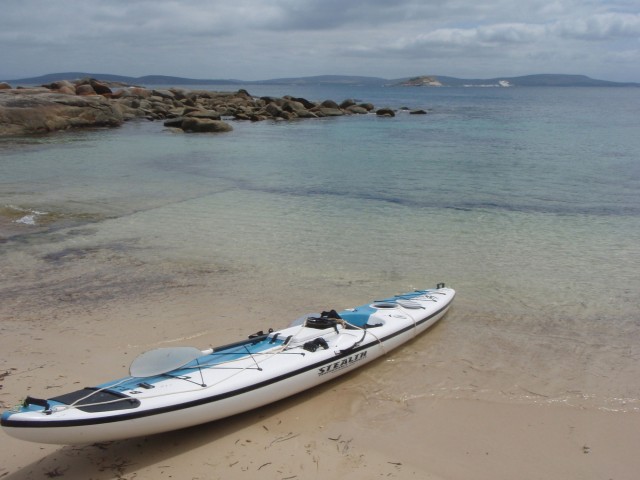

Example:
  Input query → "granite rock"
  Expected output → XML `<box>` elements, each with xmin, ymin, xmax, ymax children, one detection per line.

<box><xmin>0</xmin><ymin>89</ymin><xmax>123</xmax><ymax>135</ymax></box>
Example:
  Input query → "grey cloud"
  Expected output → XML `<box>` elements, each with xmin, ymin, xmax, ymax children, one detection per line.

<box><xmin>553</xmin><ymin>13</ymin><xmax>640</xmax><ymax>40</ymax></box>
<box><xmin>264</xmin><ymin>0</ymin><xmax>446</xmax><ymax>30</ymax></box>
<box><xmin>0</xmin><ymin>0</ymin><xmax>638</xmax><ymax>82</ymax></box>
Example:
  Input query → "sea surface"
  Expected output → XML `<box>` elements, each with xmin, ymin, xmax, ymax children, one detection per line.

<box><xmin>1</xmin><ymin>85</ymin><xmax>639</xmax><ymax>412</ymax></box>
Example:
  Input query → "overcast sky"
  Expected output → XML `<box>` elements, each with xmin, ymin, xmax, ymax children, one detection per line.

<box><xmin>1</xmin><ymin>0</ymin><xmax>638</xmax><ymax>82</ymax></box>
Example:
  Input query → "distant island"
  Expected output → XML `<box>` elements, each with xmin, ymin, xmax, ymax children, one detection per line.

<box><xmin>396</xmin><ymin>74</ymin><xmax>640</xmax><ymax>87</ymax></box>
<box><xmin>2</xmin><ymin>72</ymin><xmax>638</xmax><ymax>88</ymax></box>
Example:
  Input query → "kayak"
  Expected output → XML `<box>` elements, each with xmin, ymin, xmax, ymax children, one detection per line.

<box><xmin>2</xmin><ymin>285</ymin><xmax>455</xmax><ymax>445</ymax></box>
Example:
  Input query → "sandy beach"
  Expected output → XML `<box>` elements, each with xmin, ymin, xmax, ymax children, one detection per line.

<box><xmin>2</xmin><ymin>280</ymin><xmax>639</xmax><ymax>480</ymax></box>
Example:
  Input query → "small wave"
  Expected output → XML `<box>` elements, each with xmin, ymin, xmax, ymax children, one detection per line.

<box><xmin>15</xmin><ymin>213</ymin><xmax>42</xmax><ymax>225</ymax></box>
<box><xmin>2</xmin><ymin>205</ymin><xmax>48</xmax><ymax>226</ymax></box>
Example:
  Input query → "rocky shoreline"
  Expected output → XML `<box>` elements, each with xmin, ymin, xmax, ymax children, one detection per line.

<box><xmin>0</xmin><ymin>77</ymin><xmax>425</xmax><ymax>136</ymax></box>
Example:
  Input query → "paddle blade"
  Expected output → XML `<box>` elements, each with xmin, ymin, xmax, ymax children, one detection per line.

<box><xmin>130</xmin><ymin>347</ymin><xmax>205</xmax><ymax>377</ymax></box>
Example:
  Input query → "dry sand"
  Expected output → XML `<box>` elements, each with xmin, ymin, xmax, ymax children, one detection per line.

<box><xmin>1</xmin><ymin>286</ymin><xmax>639</xmax><ymax>480</ymax></box>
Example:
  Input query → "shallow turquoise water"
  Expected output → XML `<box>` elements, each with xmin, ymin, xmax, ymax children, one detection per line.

<box><xmin>1</xmin><ymin>86</ymin><xmax>639</xmax><ymax>409</ymax></box>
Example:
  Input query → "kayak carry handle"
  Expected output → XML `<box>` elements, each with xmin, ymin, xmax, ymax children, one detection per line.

<box><xmin>24</xmin><ymin>396</ymin><xmax>51</xmax><ymax>412</ymax></box>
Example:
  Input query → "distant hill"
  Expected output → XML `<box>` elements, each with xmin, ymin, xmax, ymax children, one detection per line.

<box><xmin>3</xmin><ymin>72</ymin><xmax>638</xmax><ymax>88</ymax></box>
<box><xmin>3</xmin><ymin>72</ymin><xmax>389</xmax><ymax>87</ymax></box>
<box><xmin>2</xmin><ymin>72</ymin><xmax>244</xmax><ymax>86</ymax></box>
<box><xmin>394</xmin><ymin>74</ymin><xmax>639</xmax><ymax>87</ymax></box>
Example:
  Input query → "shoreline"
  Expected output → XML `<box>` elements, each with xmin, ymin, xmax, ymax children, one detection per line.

<box><xmin>2</xmin><ymin>284</ymin><xmax>639</xmax><ymax>479</ymax></box>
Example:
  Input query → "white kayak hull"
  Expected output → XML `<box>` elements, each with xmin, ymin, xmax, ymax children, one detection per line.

<box><xmin>2</xmin><ymin>286</ymin><xmax>454</xmax><ymax>444</ymax></box>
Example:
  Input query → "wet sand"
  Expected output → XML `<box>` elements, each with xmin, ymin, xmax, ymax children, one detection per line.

<box><xmin>1</xmin><ymin>282</ymin><xmax>639</xmax><ymax>480</ymax></box>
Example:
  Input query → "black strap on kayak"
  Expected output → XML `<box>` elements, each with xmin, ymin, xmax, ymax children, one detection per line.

<box><xmin>248</xmin><ymin>328</ymin><xmax>274</xmax><ymax>339</ymax></box>
<box><xmin>24</xmin><ymin>396</ymin><xmax>50</xmax><ymax>412</ymax></box>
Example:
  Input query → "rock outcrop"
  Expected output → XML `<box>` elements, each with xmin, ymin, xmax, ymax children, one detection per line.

<box><xmin>0</xmin><ymin>88</ymin><xmax>123</xmax><ymax>136</ymax></box>
<box><xmin>0</xmin><ymin>77</ymin><xmax>391</xmax><ymax>136</ymax></box>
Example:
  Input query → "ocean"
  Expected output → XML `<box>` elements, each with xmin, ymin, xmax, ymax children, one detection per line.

<box><xmin>1</xmin><ymin>85</ymin><xmax>639</xmax><ymax>412</ymax></box>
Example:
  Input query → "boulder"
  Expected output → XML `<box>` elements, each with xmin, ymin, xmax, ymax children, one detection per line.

<box><xmin>75</xmin><ymin>84</ymin><xmax>97</xmax><ymax>96</ymax></box>
<box><xmin>376</xmin><ymin>108</ymin><xmax>395</xmax><ymax>117</ymax></box>
<box><xmin>339</xmin><ymin>99</ymin><xmax>356</xmax><ymax>109</ymax></box>
<box><xmin>127</xmin><ymin>87</ymin><xmax>152</xmax><ymax>98</ymax></box>
<box><xmin>90</xmin><ymin>79</ymin><xmax>112</xmax><ymax>96</ymax></box>
<box><xmin>167</xmin><ymin>107</ymin><xmax>186</xmax><ymax>118</ymax></box>
<box><xmin>315</xmin><ymin>107</ymin><xmax>344</xmax><ymax>117</ymax></box>
<box><xmin>185</xmin><ymin>109</ymin><xmax>220</xmax><ymax>120</ymax></box>
<box><xmin>278</xmin><ymin>111</ymin><xmax>295</xmax><ymax>120</ymax></box>
<box><xmin>320</xmin><ymin>99</ymin><xmax>340</xmax><ymax>109</ymax></box>
<box><xmin>151</xmin><ymin>89</ymin><xmax>175</xmax><ymax>100</ymax></box>
<box><xmin>117</xmin><ymin>96</ymin><xmax>141</xmax><ymax>109</ymax></box>
<box><xmin>410</xmin><ymin>109</ymin><xmax>428</xmax><ymax>115</ymax></box>
<box><xmin>290</xmin><ymin>97</ymin><xmax>316</xmax><ymax>109</ymax></box>
<box><xmin>282</xmin><ymin>100</ymin><xmax>305</xmax><ymax>113</ymax></box>
<box><xmin>0</xmin><ymin>82</ymin><xmax>11</xmax><ymax>90</ymax></box>
<box><xmin>179</xmin><ymin>117</ymin><xmax>233</xmax><ymax>133</ymax></box>
<box><xmin>56</xmin><ymin>85</ymin><xmax>76</xmax><ymax>95</ymax></box>
<box><xmin>294</xmin><ymin>110</ymin><xmax>318</xmax><ymax>119</ymax></box>
<box><xmin>260</xmin><ymin>96</ymin><xmax>280</xmax><ymax>105</ymax></box>
<box><xmin>0</xmin><ymin>90</ymin><xmax>123</xmax><ymax>136</ymax></box>
<box><xmin>265</xmin><ymin>102</ymin><xmax>283</xmax><ymax>118</ymax></box>
<box><xmin>163</xmin><ymin>117</ymin><xmax>185</xmax><ymax>128</ymax></box>
<box><xmin>110</xmin><ymin>89</ymin><xmax>126</xmax><ymax>99</ymax></box>
<box><xmin>250</xmin><ymin>113</ymin><xmax>269</xmax><ymax>122</ymax></box>
<box><xmin>215</xmin><ymin>105</ymin><xmax>237</xmax><ymax>117</ymax></box>
<box><xmin>45</xmin><ymin>80</ymin><xmax>75</xmax><ymax>91</ymax></box>
<box><xmin>169</xmin><ymin>88</ymin><xmax>189</xmax><ymax>100</ymax></box>
<box><xmin>347</xmin><ymin>105</ymin><xmax>369</xmax><ymax>114</ymax></box>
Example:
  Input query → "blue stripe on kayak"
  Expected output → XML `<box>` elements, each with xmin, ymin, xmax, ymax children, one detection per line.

<box><xmin>98</xmin><ymin>337</ymin><xmax>285</xmax><ymax>392</ymax></box>
<box><xmin>338</xmin><ymin>304</ymin><xmax>377</xmax><ymax>327</ymax></box>
<box><xmin>337</xmin><ymin>290</ymin><xmax>437</xmax><ymax>327</ymax></box>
